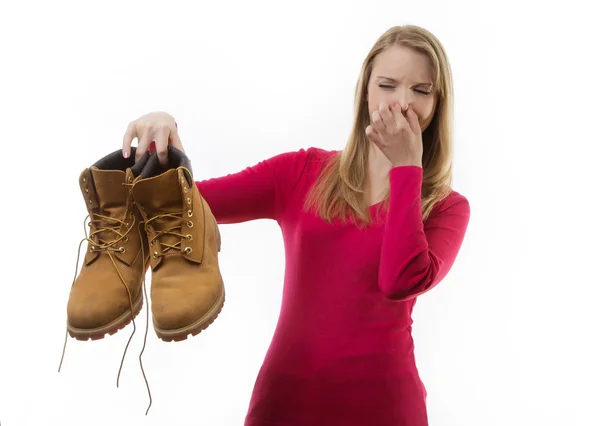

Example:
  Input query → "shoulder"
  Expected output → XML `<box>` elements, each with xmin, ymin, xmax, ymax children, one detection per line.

<box><xmin>262</xmin><ymin>147</ymin><xmax>339</xmax><ymax>200</ymax></box>
<box><xmin>306</xmin><ymin>146</ymin><xmax>339</xmax><ymax>161</ymax></box>
<box><xmin>429</xmin><ymin>187</ymin><xmax>470</xmax><ymax>222</ymax></box>
<box><xmin>440</xmin><ymin>187</ymin><xmax>468</xmax><ymax>204</ymax></box>
<box><xmin>303</xmin><ymin>147</ymin><xmax>340</xmax><ymax>177</ymax></box>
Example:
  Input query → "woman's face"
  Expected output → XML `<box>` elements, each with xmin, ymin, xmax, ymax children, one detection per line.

<box><xmin>366</xmin><ymin>45</ymin><xmax>437</xmax><ymax>132</ymax></box>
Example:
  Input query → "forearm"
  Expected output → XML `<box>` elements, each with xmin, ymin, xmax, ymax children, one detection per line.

<box><xmin>378</xmin><ymin>166</ymin><xmax>469</xmax><ymax>300</ymax></box>
<box><xmin>195</xmin><ymin>149</ymin><xmax>312</xmax><ymax>225</ymax></box>
<box><xmin>196</xmin><ymin>163</ymin><xmax>277</xmax><ymax>224</ymax></box>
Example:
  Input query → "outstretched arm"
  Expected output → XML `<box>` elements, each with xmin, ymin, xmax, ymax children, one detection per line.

<box><xmin>195</xmin><ymin>149</ymin><xmax>311</xmax><ymax>224</ymax></box>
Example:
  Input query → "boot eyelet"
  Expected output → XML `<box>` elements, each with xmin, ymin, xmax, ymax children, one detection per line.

<box><xmin>152</xmin><ymin>252</ymin><xmax>158</xmax><ymax>259</ymax></box>
<box><xmin>187</xmin><ymin>221</ymin><xmax>193</xmax><ymax>228</ymax></box>
<box><xmin>119</xmin><ymin>247</ymin><xmax>125</xmax><ymax>253</ymax></box>
<box><xmin>187</xmin><ymin>210</ymin><xmax>193</xmax><ymax>217</ymax></box>
<box><xmin>185</xmin><ymin>234</ymin><xmax>192</xmax><ymax>241</ymax></box>
<box><xmin>88</xmin><ymin>199</ymin><xmax>92</xmax><ymax>204</ymax></box>
<box><xmin>151</xmin><ymin>240</ymin><xmax>156</xmax><ymax>245</ymax></box>
<box><xmin>187</xmin><ymin>198</ymin><xmax>191</xmax><ymax>204</ymax></box>
<box><xmin>184</xmin><ymin>186</ymin><xmax>189</xmax><ymax>193</ymax></box>
<box><xmin>184</xmin><ymin>247</ymin><xmax>193</xmax><ymax>254</ymax></box>
<box><xmin>85</xmin><ymin>188</ymin><xmax>89</xmax><ymax>193</ymax></box>
<box><xmin>123</xmin><ymin>237</ymin><xmax>129</xmax><ymax>243</ymax></box>
<box><xmin>82</xmin><ymin>177</ymin><xmax>86</xmax><ymax>183</ymax></box>
<box><xmin>128</xmin><ymin>176</ymin><xmax>133</xmax><ymax>183</ymax></box>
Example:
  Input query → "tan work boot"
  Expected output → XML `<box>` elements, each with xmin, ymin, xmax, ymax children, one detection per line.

<box><xmin>131</xmin><ymin>146</ymin><xmax>224</xmax><ymax>342</ymax></box>
<box><xmin>66</xmin><ymin>147</ymin><xmax>151</xmax><ymax>341</ymax></box>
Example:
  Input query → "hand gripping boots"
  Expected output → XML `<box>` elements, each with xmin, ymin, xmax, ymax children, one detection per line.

<box><xmin>65</xmin><ymin>147</ymin><xmax>151</xmax><ymax>340</ymax></box>
<box><xmin>131</xmin><ymin>146</ymin><xmax>224</xmax><ymax>342</ymax></box>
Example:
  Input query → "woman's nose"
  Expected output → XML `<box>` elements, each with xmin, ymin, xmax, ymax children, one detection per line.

<box><xmin>395</xmin><ymin>90</ymin><xmax>413</xmax><ymax>112</ymax></box>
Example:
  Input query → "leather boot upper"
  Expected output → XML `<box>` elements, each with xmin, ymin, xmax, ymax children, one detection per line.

<box><xmin>131</xmin><ymin>147</ymin><xmax>224</xmax><ymax>333</ymax></box>
<box><xmin>67</xmin><ymin>148</ymin><xmax>151</xmax><ymax>331</ymax></box>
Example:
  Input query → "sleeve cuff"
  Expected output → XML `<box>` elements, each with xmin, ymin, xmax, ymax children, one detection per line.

<box><xmin>389</xmin><ymin>165</ymin><xmax>423</xmax><ymax>188</ymax></box>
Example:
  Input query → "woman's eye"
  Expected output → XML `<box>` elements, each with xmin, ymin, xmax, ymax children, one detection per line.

<box><xmin>378</xmin><ymin>84</ymin><xmax>431</xmax><ymax>95</ymax></box>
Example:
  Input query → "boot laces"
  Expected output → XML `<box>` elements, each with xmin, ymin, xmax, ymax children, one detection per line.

<box><xmin>58</xmin><ymin>187</ymin><xmax>154</xmax><ymax>416</ymax></box>
<box><xmin>87</xmin><ymin>212</ymin><xmax>129</xmax><ymax>252</ymax></box>
<box><xmin>146</xmin><ymin>212</ymin><xmax>192</xmax><ymax>258</ymax></box>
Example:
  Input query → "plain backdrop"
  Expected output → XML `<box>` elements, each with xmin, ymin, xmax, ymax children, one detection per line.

<box><xmin>0</xmin><ymin>1</ymin><xmax>599</xmax><ymax>425</ymax></box>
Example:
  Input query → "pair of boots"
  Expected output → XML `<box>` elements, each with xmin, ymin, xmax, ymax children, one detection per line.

<box><xmin>64</xmin><ymin>146</ymin><xmax>225</xmax><ymax>343</ymax></box>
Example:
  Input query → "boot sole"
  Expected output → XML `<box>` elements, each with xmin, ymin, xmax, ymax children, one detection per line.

<box><xmin>67</xmin><ymin>292</ymin><xmax>144</xmax><ymax>341</ymax></box>
<box><xmin>153</xmin><ymin>281</ymin><xmax>225</xmax><ymax>342</ymax></box>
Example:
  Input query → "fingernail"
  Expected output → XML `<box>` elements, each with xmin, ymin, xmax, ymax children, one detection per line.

<box><xmin>123</xmin><ymin>150</ymin><xmax>129</xmax><ymax>158</ymax></box>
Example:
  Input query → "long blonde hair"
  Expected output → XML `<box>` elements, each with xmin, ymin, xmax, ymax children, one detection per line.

<box><xmin>305</xmin><ymin>25</ymin><xmax>454</xmax><ymax>225</ymax></box>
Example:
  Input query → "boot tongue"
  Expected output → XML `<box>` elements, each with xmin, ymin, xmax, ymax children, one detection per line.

<box><xmin>134</xmin><ymin>169</ymin><xmax>182</xmax><ymax>211</ymax></box>
<box><xmin>133</xmin><ymin>169</ymin><xmax>183</xmax><ymax>251</ymax></box>
<box><xmin>90</xmin><ymin>168</ymin><xmax>127</xmax><ymax>216</ymax></box>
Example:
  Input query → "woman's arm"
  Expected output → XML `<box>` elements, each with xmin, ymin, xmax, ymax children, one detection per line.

<box><xmin>378</xmin><ymin>166</ymin><xmax>470</xmax><ymax>301</ymax></box>
<box><xmin>196</xmin><ymin>149</ymin><xmax>311</xmax><ymax>224</ymax></box>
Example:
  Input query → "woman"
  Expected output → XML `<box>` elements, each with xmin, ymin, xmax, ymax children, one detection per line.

<box><xmin>122</xmin><ymin>24</ymin><xmax>470</xmax><ymax>426</ymax></box>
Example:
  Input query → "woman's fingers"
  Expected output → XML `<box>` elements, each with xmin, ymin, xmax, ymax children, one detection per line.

<box><xmin>169</xmin><ymin>129</ymin><xmax>185</xmax><ymax>152</ymax></box>
<box><xmin>154</xmin><ymin>126</ymin><xmax>171</xmax><ymax>166</ymax></box>
<box><xmin>121</xmin><ymin>112</ymin><xmax>182</xmax><ymax>164</ymax></box>
<box><xmin>122</xmin><ymin>121</ymin><xmax>137</xmax><ymax>159</ymax></box>
<box><xmin>136</xmin><ymin>129</ymin><xmax>153</xmax><ymax>162</ymax></box>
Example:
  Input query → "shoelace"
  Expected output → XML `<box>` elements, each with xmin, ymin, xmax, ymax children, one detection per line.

<box><xmin>58</xmin><ymin>193</ymin><xmax>154</xmax><ymax>415</ymax></box>
<box><xmin>58</xmin><ymin>173</ymin><xmax>209</xmax><ymax>416</ymax></box>
<box><xmin>86</xmin><ymin>213</ymin><xmax>131</xmax><ymax>252</ymax></box>
<box><xmin>146</xmin><ymin>213</ymin><xmax>197</xmax><ymax>258</ymax></box>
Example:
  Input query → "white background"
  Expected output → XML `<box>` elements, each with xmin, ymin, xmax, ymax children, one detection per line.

<box><xmin>1</xmin><ymin>1</ymin><xmax>599</xmax><ymax>425</ymax></box>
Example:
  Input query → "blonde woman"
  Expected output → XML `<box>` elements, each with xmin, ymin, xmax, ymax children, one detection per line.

<box><xmin>123</xmin><ymin>24</ymin><xmax>470</xmax><ymax>426</ymax></box>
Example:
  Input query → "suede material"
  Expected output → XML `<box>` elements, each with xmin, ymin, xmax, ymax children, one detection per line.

<box><xmin>131</xmin><ymin>158</ymin><xmax>224</xmax><ymax>336</ymax></box>
<box><xmin>67</xmin><ymin>149</ymin><xmax>150</xmax><ymax>335</ymax></box>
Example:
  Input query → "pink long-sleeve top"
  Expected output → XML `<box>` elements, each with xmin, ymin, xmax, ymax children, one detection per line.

<box><xmin>196</xmin><ymin>147</ymin><xmax>470</xmax><ymax>426</ymax></box>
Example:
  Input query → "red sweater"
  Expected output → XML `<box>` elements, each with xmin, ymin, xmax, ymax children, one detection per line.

<box><xmin>196</xmin><ymin>147</ymin><xmax>470</xmax><ymax>426</ymax></box>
